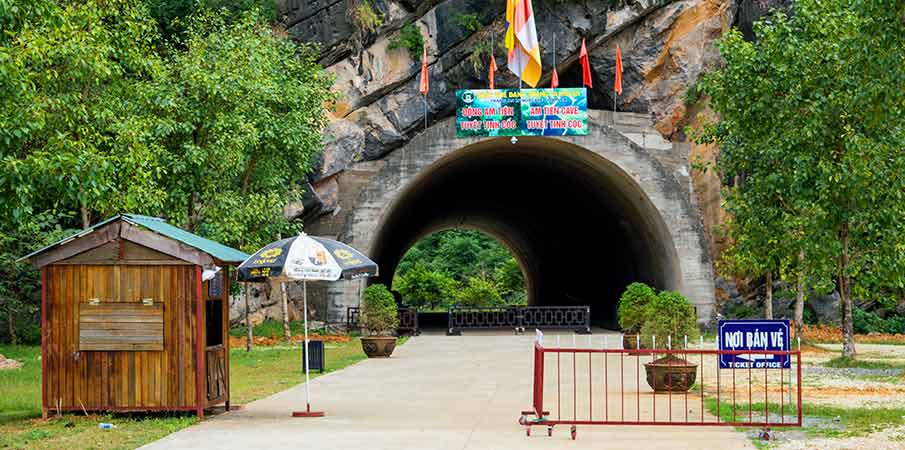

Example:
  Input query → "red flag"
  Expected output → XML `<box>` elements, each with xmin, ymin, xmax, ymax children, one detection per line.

<box><xmin>614</xmin><ymin>45</ymin><xmax>623</xmax><ymax>96</ymax></box>
<box><xmin>488</xmin><ymin>54</ymin><xmax>497</xmax><ymax>90</ymax></box>
<box><xmin>419</xmin><ymin>45</ymin><xmax>429</xmax><ymax>95</ymax></box>
<box><xmin>551</xmin><ymin>67</ymin><xmax>559</xmax><ymax>88</ymax></box>
<box><xmin>580</xmin><ymin>38</ymin><xmax>592</xmax><ymax>88</ymax></box>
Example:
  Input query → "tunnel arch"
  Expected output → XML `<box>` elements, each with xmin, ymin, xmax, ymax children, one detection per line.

<box><xmin>369</xmin><ymin>137</ymin><xmax>682</xmax><ymax>327</ymax></box>
<box><xmin>312</xmin><ymin>111</ymin><xmax>715</xmax><ymax>325</ymax></box>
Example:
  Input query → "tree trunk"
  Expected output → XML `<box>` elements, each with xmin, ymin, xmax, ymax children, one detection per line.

<box><xmin>794</xmin><ymin>248</ymin><xmax>805</xmax><ymax>336</ymax></box>
<box><xmin>280</xmin><ymin>282</ymin><xmax>291</xmax><ymax>341</ymax></box>
<box><xmin>765</xmin><ymin>271</ymin><xmax>773</xmax><ymax>319</ymax></box>
<box><xmin>839</xmin><ymin>222</ymin><xmax>856</xmax><ymax>358</ymax></box>
<box><xmin>244</xmin><ymin>284</ymin><xmax>253</xmax><ymax>352</ymax></box>
<box><xmin>80</xmin><ymin>202</ymin><xmax>90</xmax><ymax>229</ymax></box>
<box><xmin>7</xmin><ymin>309</ymin><xmax>16</xmax><ymax>346</ymax></box>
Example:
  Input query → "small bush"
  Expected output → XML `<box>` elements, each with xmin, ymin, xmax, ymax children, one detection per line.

<box><xmin>617</xmin><ymin>282</ymin><xmax>656</xmax><ymax>334</ymax></box>
<box><xmin>350</xmin><ymin>0</ymin><xmax>382</xmax><ymax>34</ymax></box>
<box><xmin>639</xmin><ymin>290</ymin><xmax>699</xmax><ymax>348</ymax></box>
<box><xmin>389</xmin><ymin>23</ymin><xmax>423</xmax><ymax>57</ymax></box>
<box><xmin>853</xmin><ymin>307</ymin><xmax>905</xmax><ymax>334</ymax></box>
<box><xmin>394</xmin><ymin>263</ymin><xmax>457</xmax><ymax>311</ymax></box>
<box><xmin>362</xmin><ymin>284</ymin><xmax>398</xmax><ymax>335</ymax></box>
<box><xmin>456</xmin><ymin>274</ymin><xmax>503</xmax><ymax>307</ymax></box>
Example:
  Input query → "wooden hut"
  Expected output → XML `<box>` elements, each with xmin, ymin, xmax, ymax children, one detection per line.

<box><xmin>20</xmin><ymin>214</ymin><xmax>249</xmax><ymax>419</ymax></box>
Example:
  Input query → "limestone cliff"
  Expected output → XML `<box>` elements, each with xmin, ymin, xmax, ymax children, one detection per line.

<box><xmin>275</xmin><ymin>0</ymin><xmax>787</xmax><ymax>278</ymax></box>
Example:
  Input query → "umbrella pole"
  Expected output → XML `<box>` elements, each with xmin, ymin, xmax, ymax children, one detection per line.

<box><xmin>292</xmin><ymin>280</ymin><xmax>324</xmax><ymax>417</ymax></box>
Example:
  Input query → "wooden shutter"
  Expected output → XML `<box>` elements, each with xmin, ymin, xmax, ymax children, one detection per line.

<box><xmin>79</xmin><ymin>303</ymin><xmax>164</xmax><ymax>351</ymax></box>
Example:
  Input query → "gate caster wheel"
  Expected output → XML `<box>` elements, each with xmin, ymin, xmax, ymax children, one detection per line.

<box><xmin>547</xmin><ymin>426</ymin><xmax>553</xmax><ymax>436</ymax></box>
<box><xmin>570</xmin><ymin>426</ymin><xmax>577</xmax><ymax>440</ymax></box>
<box><xmin>760</xmin><ymin>429</ymin><xmax>772</xmax><ymax>441</ymax></box>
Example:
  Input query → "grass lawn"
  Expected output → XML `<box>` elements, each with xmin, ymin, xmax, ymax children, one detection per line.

<box><xmin>704</xmin><ymin>398</ymin><xmax>905</xmax><ymax>439</ymax></box>
<box><xmin>0</xmin><ymin>336</ymin><xmax>385</xmax><ymax>449</ymax></box>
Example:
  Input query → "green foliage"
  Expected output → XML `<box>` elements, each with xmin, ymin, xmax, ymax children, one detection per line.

<box><xmin>697</xmin><ymin>0</ymin><xmax>905</xmax><ymax>357</ymax></box>
<box><xmin>468</xmin><ymin>40</ymin><xmax>493</xmax><ymax>72</ymax></box>
<box><xmin>0</xmin><ymin>2</ymin><xmax>333</xmax><ymax>342</ymax></box>
<box><xmin>494</xmin><ymin>258</ymin><xmax>526</xmax><ymax>305</ymax></box>
<box><xmin>392</xmin><ymin>229</ymin><xmax>526</xmax><ymax>309</ymax></box>
<box><xmin>853</xmin><ymin>308</ymin><xmax>905</xmax><ymax>335</ymax></box>
<box><xmin>617</xmin><ymin>282</ymin><xmax>657</xmax><ymax>333</ymax></box>
<box><xmin>350</xmin><ymin>0</ymin><xmax>382</xmax><ymax>34</ymax></box>
<box><xmin>394</xmin><ymin>263</ymin><xmax>457</xmax><ymax>311</ymax></box>
<box><xmin>388</xmin><ymin>22</ymin><xmax>423</xmax><ymax>57</ymax></box>
<box><xmin>144</xmin><ymin>0</ymin><xmax>278</xmax><ymax>40</ymax></box>
<box><xmin>455</xmin><ymin>274</ymin><xmax>504</xmax><ymax>307</ymax></box>
<box><xmin>453</xmin><ymin>13</ymin><xmax>481</xmax><ymax>33</ymax></box>
<box><xmin>362</xmin><ymin>284</ymin><xmax>398</xmax><ymax>335</ymax></box>
<box><xmin>639</xmin><ymin>291</ymin><xmax>699</xmax><ymax>348</ymax></box>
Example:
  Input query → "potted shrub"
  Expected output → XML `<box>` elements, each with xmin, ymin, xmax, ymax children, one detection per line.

<box><xmin>618</xmin><ymin>282</ymin><xmax>656</xmax><ymax>349</ymax></box>
<box><xmin>640</xmin><ymin>291</ymin><xmax>699</xmax><ymax>392</ymax></box>
<box><xmin>360</xmin><ymin>283</ymin><xmax>399</xmax><ymax>358</ymax></box>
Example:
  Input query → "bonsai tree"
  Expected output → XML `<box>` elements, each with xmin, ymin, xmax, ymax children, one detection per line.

<box><xmin>639</xmin><ymin>291</ymin><xmax>699</xmax><ymax>349</ymax></box>
<box><xmin>362</xmin><ymin>284</ymin><xmax>399</xmax><ymax>336</ymax></box>
<box><xmin>617</xmin><ymin>282</ymin><xmax>657</xmax><ymax>334</ymax></box>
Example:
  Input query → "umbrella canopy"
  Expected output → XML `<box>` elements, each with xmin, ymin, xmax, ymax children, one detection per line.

<box><xmin>237</xmin><ymin>233</ymin><xmax>377</xmax><ymax>282</ymax></box>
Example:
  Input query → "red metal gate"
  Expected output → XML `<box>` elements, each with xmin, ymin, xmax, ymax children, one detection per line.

<box><xmin>519</xmin><ymin>333</ymin><xmax>802</xmax><ymax>440</ymax></box>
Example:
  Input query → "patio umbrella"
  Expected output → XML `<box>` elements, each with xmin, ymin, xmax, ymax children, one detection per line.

<box><xmin>238</xmin><ymin>233</ymin><xmax>378</xmax><ymax>417</ymax></box>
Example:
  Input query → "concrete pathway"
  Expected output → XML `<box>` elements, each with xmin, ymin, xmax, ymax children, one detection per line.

<box><xmin>142</xmin><ymin>331</ymin><xmax>754</xmax><ymax>450</ymax></box>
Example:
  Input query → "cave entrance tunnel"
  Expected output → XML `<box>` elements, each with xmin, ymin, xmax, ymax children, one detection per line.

<box><xmin>369</xmin><ymin>137</ymin><xmax>682</xmax><ymax>329</ymax></box>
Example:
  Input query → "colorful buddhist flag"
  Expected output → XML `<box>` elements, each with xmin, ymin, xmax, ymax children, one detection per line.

<box><xmin>505</xmin><ymin>0</ymin><xmax>542</xmax><ymax>87</ymax></box>
<box><xmin>614</xmin><ymin>45</ymin><xmax>623</xmax><ymax>96</ymax></box>
<box><xmin>489</xmin><ymin>54</ymin><xmax>498</xmax><ymax>89</ymax></box>
<box><xmin>551</xmin><ymin>67</ymin><xmax>559</xmax><ymax>88</ymax></box>
<box><xmin>505</xmin><ymin>0</ymin><xmax>516</xmax><ymax>52</ymax></box>
<box><xmin>419</xmin><ymin>45</ymin><xmax>429</xmax><ymax>95</ymax></box>
<box><xmin>580</xmin><ymin>38</ymin><xmax>592</xmax><ymax>88</ymax></box>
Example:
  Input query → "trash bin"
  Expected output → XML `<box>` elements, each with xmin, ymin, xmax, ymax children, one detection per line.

<box><xmin>301</xmin><ymin>340</ymin><xmax>325</xmax><ymax>373</ymax></box>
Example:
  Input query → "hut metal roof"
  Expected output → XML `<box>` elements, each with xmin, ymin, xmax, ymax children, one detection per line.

<box><xmin>19</xmin><ymin>214</ymin><xmax>249</xmax><ymax>265</ymax></box>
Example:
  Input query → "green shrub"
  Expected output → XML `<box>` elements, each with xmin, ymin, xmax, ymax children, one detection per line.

<box><xmin>389</xmin><ymin>22</ymin><xmax>423</xmax><ymax>56</ymax></box>
<box><xmin>639</xmin><ymin>290</ymin><xmax>699</xmax><ymax>348</ymax></box>
<box><xmin>617</xmin><ymin>282</ymin><xmax>656</xmax><ymax>334</ymax></box>
<box><xmin>394</xmin><ymin>263</ymin><xmax>457</xmax><ymax>311</ymax></box>
<box><xmin>350</xmin><ymin>0</ymin><xmax>382</xmax><ymax>34</ymax></box>
<box><xmin>853</xmin><ymin>307</ymin><xmax>905</xmax><ymax>334</ymax></box>
<box><xmin>362</xmin><ymin>284</ymin><xmax>398</xmax><ymax>335</ymax></box>
<box><xmin>456</xmin><ymin>274</ymin><xmax>503</xmax><ymax>307</ymax></box>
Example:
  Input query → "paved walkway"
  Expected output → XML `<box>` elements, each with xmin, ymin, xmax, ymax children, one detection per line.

<box><xmin>143</xmin><ymin>331</ymin><xmax>754</xmax><ymax>449</ymax></box>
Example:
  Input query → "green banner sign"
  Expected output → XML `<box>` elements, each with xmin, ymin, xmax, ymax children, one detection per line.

<box><xmin>455</xmin><ymin>88</ymin><xmax>588</xmax><ymax>138</ymax></box>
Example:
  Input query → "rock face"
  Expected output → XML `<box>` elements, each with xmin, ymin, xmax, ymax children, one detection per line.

<box><xmin>278</xmin><ymin>0</ymin><xmax>747</xmax><ymax>222</ymax></box>
<box><xmin>273</xmin><ymin>0</ymin><xmax>794</xmax><ymax>321</ymax></box>
<box><xmin>228</xmin><ymin>281</ymin><xmax>328</xmax><ymax>328</ymax></box>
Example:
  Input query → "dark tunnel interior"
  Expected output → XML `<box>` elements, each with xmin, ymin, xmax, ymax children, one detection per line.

<box><xmin>370</xmin><ymin>137</ymin><xmax>681</xmax><ymax>328</ymax></box>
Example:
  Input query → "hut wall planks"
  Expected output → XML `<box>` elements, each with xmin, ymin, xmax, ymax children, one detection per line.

<box><xmin>43</xmin><ymin>264</ymin><xmax>198</xmax><ymax>410</ymax></box>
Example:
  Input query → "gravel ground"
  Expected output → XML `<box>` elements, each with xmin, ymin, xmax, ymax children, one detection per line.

<box><xmin>770</xmin><ymin>425</ymin><xmax>905</xmax><ymax>450</ymax></box>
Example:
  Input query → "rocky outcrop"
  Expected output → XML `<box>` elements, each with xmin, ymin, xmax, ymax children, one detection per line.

<box><xmin>280</xmin><ymin>0</ymin><xmax>742</xmax><ymax>215</ymax></box>
<box><xmin>275</xmin><ymin>0</ymin><xmax>794</xmax><ymax>313</ymax></box>
<box><xmin>228</xmin><ymin>281</ymin><xmax>328</xmax><ymax>327</ymax></box>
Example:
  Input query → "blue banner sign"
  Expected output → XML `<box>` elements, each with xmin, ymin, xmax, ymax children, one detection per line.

<box><xmin>455</xmin><ymin>88</ymin><xmax>589</xmax><ymax>137</ymax></box>
<box><xmin>718</xmin><ymin>320</ymin><xmax>790</xmax><ymax>369</ymax></box>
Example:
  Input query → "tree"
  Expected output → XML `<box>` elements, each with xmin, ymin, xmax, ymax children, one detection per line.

<box><xmin>394</xmin><ymin>263</ymin><xmax>457</xmax><ymax>311</ymax></box>
<box><xmin>699</xmin><ymin>0</ymin><xmax>905</xmax><ymax>358</ymax></box>
<box><xmin>149</xmin><ymin>10</ymin><xmax>334</xmax><ymax>252</ymax></box>
<box><xmin>0</xmin><ymin>2</ymin><xmax>334</xmax><ymax>342</ymax></box>
<box><xmin>494</xmin><ymin>258</ymin><xmax>526</xmax><ymax>304</ymax></box>
<box><xmin>455</xmin><ymin>274</ymin><xmax>504</xmax><ymax>307</ymax></box>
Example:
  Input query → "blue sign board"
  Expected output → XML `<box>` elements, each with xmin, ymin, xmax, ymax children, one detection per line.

<box><xmin>718</xmin><ymin>320</ymin><xmax>790</xmax><ymax>369</ymax></box>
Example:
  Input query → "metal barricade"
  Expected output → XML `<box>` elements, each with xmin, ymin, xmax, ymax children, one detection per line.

<box><xmin>346</xmin><ymin>306</ymin><xmax>420</xmax><ymax>336</ymax></box>
<box><xmin>448</xmin><ymin>306</ymin><xmax>591</xmax><ymax>335</ymax></box>
<box><xmin>519</xmin><ymin>333</ymin><xmax>802</xmax><ymax>440</ymax></box>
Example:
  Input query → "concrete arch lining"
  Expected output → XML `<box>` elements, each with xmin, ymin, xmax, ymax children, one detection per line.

<box><xmin>314</xmin><ymin>111</ymin><xmax>714</xmax><ymax>326</ymax></box>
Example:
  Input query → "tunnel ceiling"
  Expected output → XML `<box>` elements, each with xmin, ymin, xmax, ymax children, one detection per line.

<box><xmin>370</xmin><ymin>137</ymin><xmax>680</xmax><ymax>327</ymax></box>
